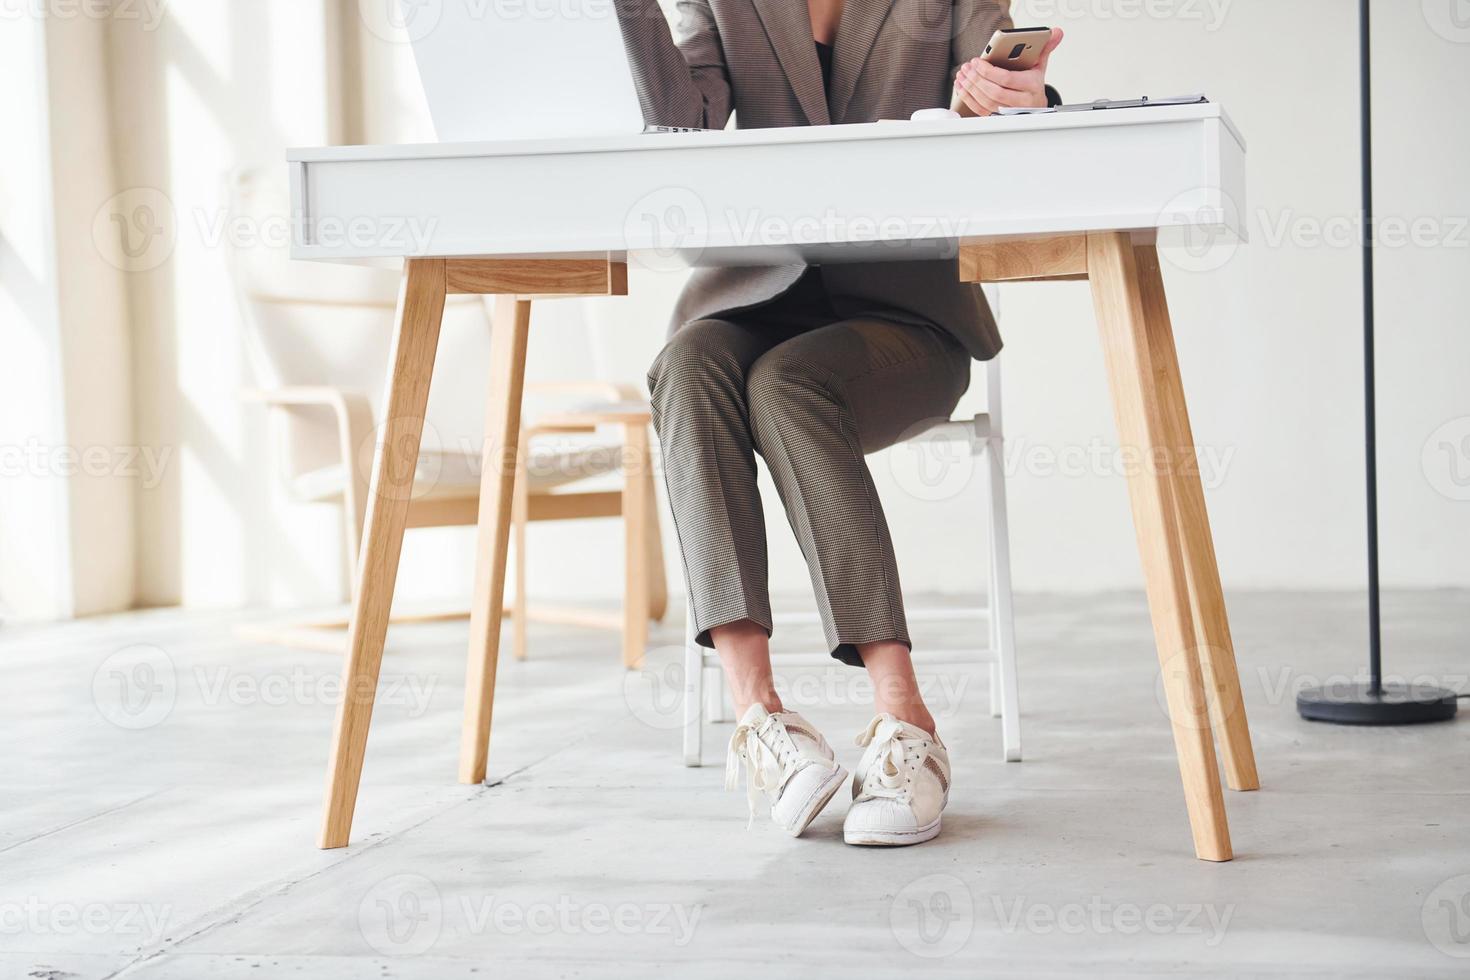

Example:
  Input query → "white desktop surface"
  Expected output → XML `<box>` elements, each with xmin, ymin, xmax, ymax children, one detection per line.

<box><xmin>287</xmin><ymin>103</ymin><xmax>1246</xmax><ymax>265</ymax></box>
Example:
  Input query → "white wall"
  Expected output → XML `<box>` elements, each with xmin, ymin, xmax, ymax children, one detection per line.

<box><xmin>0</xmin><ymin>11</ymin><xmax>72</xmax><ymax>621</ymax></box>
<box><xmin>336</xmin><ymin>0</ymin><xmax>1470</xmax><ymax>608</ymax></box>
<box><xmin>0</xmin><ymin>9</ymin><xmax>134</xmax><ymax>621</ymax></box>
<box><xmin>10</xmin><ymin>0</ymin><xmax>1465</xmax><ymax>621</ymax></box>
<box><xmin>107</xmin><ymin>0</ymin><xmax>353</xmax><ymax>609</ymax></box>
<box><xmin>985</xmin><ymin>0</ymin><xmax>1470</xmax><ymax>593</ymax></box>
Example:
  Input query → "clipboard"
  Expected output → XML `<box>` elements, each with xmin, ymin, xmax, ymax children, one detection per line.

<box><xmin>998</xmin><ymin>94</ymin><xmax>1208</xmax><ymax>116</ymax></box>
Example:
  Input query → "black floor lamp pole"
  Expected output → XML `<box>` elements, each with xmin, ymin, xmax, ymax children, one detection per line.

<box><xmin>1360</xmin><ymin>0</ymin><xmax>1382</xmax><ymax>698</ymax></box>
<box><xmin>1295</xmin><ymin>0</ymin><xmax>1457</xmax><ymax>724</ymax></box>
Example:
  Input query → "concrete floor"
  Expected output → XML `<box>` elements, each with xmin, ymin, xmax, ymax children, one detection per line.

<box><xmin>2</xmin><ymin>590</ymin><xmax>1468</xmax><ymax>979</ymax></box>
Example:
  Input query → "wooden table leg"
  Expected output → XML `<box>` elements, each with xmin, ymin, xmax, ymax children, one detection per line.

<box><xmin>458</xmin><ymin>296</ymin><xmax>533</xmax><ymax>784</ymax></box>
<box><xmin>1087</xmin><ymin>232</ymin><xmax>1233</xmax><ymax>862</ymax></box>
<box><xmin>319</xmin><ymin>258</ymin><xmax>447</xmax><ymax>849</ymax></box>
<box><xmin>622</xmin><ymin>424</ymin><xmax>651</xmax><ymax>670</ymax></box>
<box><xmin>511</xmin><ymin>429</ymin><xmax>530</xmax><ymax>662</ymax></box>
<box><xmin>1133</xmin><ymin>243</ymin><xmax>1260</xmax><ymax>792</ymax></box>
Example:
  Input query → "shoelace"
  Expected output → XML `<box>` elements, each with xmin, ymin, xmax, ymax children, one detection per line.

<box><xmin>855</xmin><ymin>716</ymin><xmax>917</xmax><ymax>801</ymax></box>
<box><xmin>725</xmin><ymin>719</ymin><xmax>791</xmax><ymax>828</ymax></box>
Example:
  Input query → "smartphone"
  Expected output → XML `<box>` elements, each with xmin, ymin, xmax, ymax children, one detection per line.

<box><xmin>950</xmin><ymin>27</ymin><xmax>1054</xmax><ymax>113</ymax></box>
<box><xmin>982</xmin><ymin>26</ymin><xmax>1053</xmax><ymax>70</ymax></box>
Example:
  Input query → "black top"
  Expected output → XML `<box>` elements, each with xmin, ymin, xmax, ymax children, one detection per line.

<box><xmin>815</xmin><ymin>40</ymin><xmax>834</xmax><ymax>90</ymax></box>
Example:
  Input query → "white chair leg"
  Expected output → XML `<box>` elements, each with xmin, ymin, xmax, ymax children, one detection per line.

<box><xmin>989</xmin><ymin>661</ymin><xmax>1002</xmax><ymax>719</ymax></box>
<box><xmin>682</xmin><ymin>597</ymin><xmax>703</xmax><ymax>767</ymax></box>
<box><xmin>705</xmin><ymin>663</ymin><xmax>728</xmax><ymax>722</ymax></box>
<box><xmin>984</xmin><ymin>435</ymin><xmax>1022</xmax><ymax>762</ymax></box>
<box><xmin>987</xmin><ymin>547</ymin><xmax>1002</xmax><ymax>719</ymax></box>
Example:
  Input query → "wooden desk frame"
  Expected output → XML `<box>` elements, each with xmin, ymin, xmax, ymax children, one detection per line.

<box><xmin>317</xmin><ymin>236</ymin><xmax>1258</xmax><ymax>862</ymax></box>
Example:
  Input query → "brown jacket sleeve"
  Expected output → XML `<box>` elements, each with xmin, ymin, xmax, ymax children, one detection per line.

<box><xmin>614</xmin><ymin>0</ymin><xmax>734</xmax><ymax>129</ymax></box>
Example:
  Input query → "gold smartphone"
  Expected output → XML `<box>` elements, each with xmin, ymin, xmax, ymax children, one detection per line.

<box><xmin>950</xmin><ymin>27</ymin><xmax>1054</xmax><ymax>113</ymax></box>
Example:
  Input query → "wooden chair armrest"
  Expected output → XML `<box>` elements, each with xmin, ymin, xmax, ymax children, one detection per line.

<box><xmin>240</xmin><ymin>387</ymin><xmax>376</xmax><ymax>451</ymax></box>
<box><xmin>241</xmin><ymin>386</ymin><xmax>376</xmax><ymax>542</ymax></box>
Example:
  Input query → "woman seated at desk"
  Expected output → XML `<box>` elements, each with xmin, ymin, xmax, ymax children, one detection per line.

<box><xmin>615</xmin><ymin>0</ymin><xmax>1061</xmax><ymax>845</ymax></box>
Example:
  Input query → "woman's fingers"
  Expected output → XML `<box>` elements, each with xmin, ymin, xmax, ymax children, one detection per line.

<box><xmin>956</xmin><ymin>59</ymin><xmax>1045</xmax><ymax>112</ymax></box>
<box><xmin>967</xmin><ymin>59</ymin><xmax>1032</xmax><ymax>95</ymax></box>
<box><xmin>955</xmin><ymin>80</ymin><xmax>996</xmax><ymax>116</ymax></box>
<box><xmin>955</xmin><ymin>75</ymin><xmax>997</xmax><ymax>116</ymax></box>
<box><xmin>957</xmin><ymin>70</ymin><xmax>1015</xmax><ymax>114</ymax></box>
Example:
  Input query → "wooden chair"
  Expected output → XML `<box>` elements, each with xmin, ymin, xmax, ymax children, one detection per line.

<box><xmin>227</xmin><ymin>168</ymin><xmax>665</xmax><ymax>662</ymax></box>
<box><xmin>510</xmin><ymin>385</ymin><xmax>669</xmax><ymax>668</ymax></box>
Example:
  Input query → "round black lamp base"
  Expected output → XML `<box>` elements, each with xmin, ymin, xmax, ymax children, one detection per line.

<box><xmin>1297</xmin><ymin>682</ymin><xmax>1459</xmax><ymax>725</ymax></box>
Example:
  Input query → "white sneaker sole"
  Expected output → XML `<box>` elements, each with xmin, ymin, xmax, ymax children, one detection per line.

<box><xmin>778</xmin><ymin>764</ymin><xmax>849</xmax><ymax>837</ymax></box>
<box><xmin>843</xmin><ymin>814</ymin><xmax>942</xmax><ymax>847</ymax></box>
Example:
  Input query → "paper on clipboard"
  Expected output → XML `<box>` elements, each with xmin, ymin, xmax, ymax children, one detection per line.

<box><xmin>998</xmin><ymin>94</ymin><xmax>1208</xmax><ymax>116</ymax></box>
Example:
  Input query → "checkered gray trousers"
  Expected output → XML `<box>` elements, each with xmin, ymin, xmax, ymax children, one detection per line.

<box><xmin>649</xmin><ymin>283</ymin><xmax>971</xmax><ymax>666</ymax></box>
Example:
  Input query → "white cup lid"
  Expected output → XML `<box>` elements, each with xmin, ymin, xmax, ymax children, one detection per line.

<box><xmin>910</xmin><ymin>108</ymin><xmax>961</xmax><ymax>122</ymax></box>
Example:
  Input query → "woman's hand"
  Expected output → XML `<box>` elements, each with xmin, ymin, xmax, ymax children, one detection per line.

<box><xmin>953</xmin><ymin>27</ymin><xmax>1063</xmax><ymax>117</ymax></box>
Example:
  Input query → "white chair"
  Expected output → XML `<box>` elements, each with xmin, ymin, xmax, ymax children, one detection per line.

<box><xmin>678</xmin><ymin>288</ymin><xmax>1021</xmax><ymax>765</ymax></box>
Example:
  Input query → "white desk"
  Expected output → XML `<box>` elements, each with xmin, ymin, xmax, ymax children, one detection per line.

<box><xmin>291</xmin><ymin>103</ymin><xmax>1244</xmax><ymax>264</ymax></box>
<box><xmin>289</xmin><ymin>103</ymin><xmax>1259</xmax><ymax>861</ymax></box>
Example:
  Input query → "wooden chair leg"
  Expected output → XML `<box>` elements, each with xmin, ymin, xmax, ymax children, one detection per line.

<box><xmin>458</xmin><ymin>297</ymin><xmax>532</xmax><ymax>785</ymax></box>
<box><xmin>511</xmin><ymin>429</ymin><xmax>530</xmax><ymax>662</ymax></box>
<box><xmin>621</xmin><ymin>424</ymin><xmax>651</xmax><ymax>669</ymax></box>
<box><xmin>1133</xmin><ymin>243</ymin><xmax>1260</xmax><ymax>792</ymax></box>
<box><xmin>319</xmin><ymin>258</ymin><xmax>446</xmax><ymax>849</ymax></box>
<box><xmin>1087</xmin><ymin>232</ymin><xmax>1232</xmax><ymax>862</ymax></box>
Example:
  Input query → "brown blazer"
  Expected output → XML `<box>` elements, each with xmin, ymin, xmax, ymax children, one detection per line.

<box><xmin>614</xmin><ymin>0</ymin><xmax>1014</xmax><ymax>359</ymax></box>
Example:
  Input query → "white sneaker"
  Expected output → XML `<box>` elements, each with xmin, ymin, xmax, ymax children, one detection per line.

<box><xmin>725</xmin><ymin>704</ymin><xmax>848</xmax><ymax>836</ymax></box>
<box><xmin>843</xmin><ymin>714</ymin><xmax>950</xmax><ymax>846</ymax></box>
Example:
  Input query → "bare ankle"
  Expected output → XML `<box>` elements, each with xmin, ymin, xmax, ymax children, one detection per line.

<box><xmin>711</xmin><ymin>619</ymin><xmax>780</xmax><ymax>719</ymax></box>
<box><xmin>734</xmin><ymin>693</ymin><xmax>785</xmax><ymax>717</ymax></box>
<box><xmin>879</xmin><ymin>704</ymin><xmax>936</xmax><ymax>736</ymax></box>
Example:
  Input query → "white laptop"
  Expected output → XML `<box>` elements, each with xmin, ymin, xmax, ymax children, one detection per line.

<box><xmin>396</xmin><ymin>0</ymin><xmax>686</xmax><ymax>141</ymax></box>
